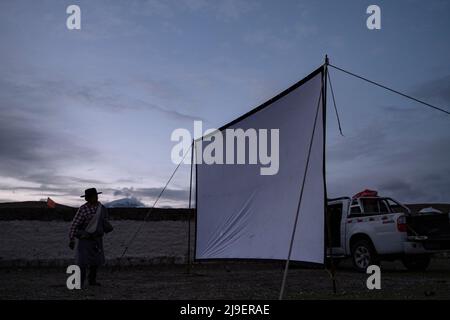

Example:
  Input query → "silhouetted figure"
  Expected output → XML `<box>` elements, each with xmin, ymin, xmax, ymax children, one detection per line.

<box><xmin>69</xmin><ymin>188</ymin><xmax>113</xmax><ymax>287</ymax></box>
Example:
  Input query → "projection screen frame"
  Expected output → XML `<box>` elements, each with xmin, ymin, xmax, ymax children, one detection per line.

<box><xmin>193</xmin><ymin>64</ymin><xmax>327</xmax><ymax>265</ymax></box>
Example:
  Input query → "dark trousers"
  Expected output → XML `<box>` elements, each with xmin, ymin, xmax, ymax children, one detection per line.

<box><xmin>80</xmin><ymin>265</ymin><xmax>98</xmax><ymax>285</ymax></box>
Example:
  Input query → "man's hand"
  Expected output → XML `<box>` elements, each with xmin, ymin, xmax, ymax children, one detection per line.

<box><xmin>69</xmin><ymin>240</ymin><xmax>75</xmax><ymax>250</ymax></box>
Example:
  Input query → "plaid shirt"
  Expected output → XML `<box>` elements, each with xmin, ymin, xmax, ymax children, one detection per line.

<box><xmin>69</xmin><ymin>202</ymin><xmax>100</xmax><ymax>241</ymax></box>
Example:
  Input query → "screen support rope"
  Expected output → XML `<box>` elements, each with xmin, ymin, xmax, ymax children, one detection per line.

<box><xmin>329</xmin><ymin>64</ymin><xmax>450</xmax><ymax>116</ymax></box>
<box><xmin>119</xmin><ymin>142</ymin><xmax>193</xmax><ymax>260</ymax></box>
<box><xmin>327</xmin><ymin>67</ymin><xmax>344</xmax><ymax>136</ymax></box>
<box><xmin>279</xmin><ymin>80</ymin><xmax>324</xmax><ymax>300</ymax></box>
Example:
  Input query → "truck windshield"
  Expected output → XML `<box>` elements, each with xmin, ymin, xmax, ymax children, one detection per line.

<box><xmin>386</xmin><ymin>198</ymin><xmax>409</xmax><ymax>214</ymax></box>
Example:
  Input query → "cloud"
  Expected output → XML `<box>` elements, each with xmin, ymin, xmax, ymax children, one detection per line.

<box><xmin>0</xmin><ymin>109</ymin><xmax>96</xmax><ymax>180</ymax></box>
<box><xmin>71</xmin><ymin>78</ymin><xmax>205</xmax><ymax>121</ymax></box>
<box><xmin>1</xmin><ymin>68</ymin><xmax>204</xmax><ymax>123</ymax></box>
<box><xmin>111</xmin><ymin>186</ymin><xmax>189</xmax><ymax>202</ymax></box>
<box><xmin>327</xmin><ymin>122</ymin><xmax>389</xmax><ymax>163</ymax></box>
<box><xmin>73</xmin><ymin>83</ymin><xmax>203</xmax><ymax>121</ymax></box>
<box><xmin>0</xmin><ymin>37</ymin><xmax>202</xmax><ymax>205</ymax></box>
<box><xmin>326</xmin><ymin>113</ymin><xmax>450</xmax><ymax>203</ymax></box>
<box><xmin>376</xmin><ymin>179</ymin><xmax>428</xmax><ymax>201</ymax></box>
<box><xmin>374</xmin><ymin>170</ymin><xmax>449</xmax><ymax>203</ymax></box>
<box><xmin>412</xmin><ymin>74</ymin><xmax>450</xmax><ymax>109</ymax></box>
<box><xmin>326</xmin><ymin>75</ymin><xmax>450</xmax><ymax>203</ymax></box>
<box><xmin>0</xmin><ymin>72</ymin><xmax>197</xmax><ymax>204</ymax></box>
<box><xmin>0</xmin><ymin>72</ymin><xmax>105</xmax><ymax>196</ymax></box>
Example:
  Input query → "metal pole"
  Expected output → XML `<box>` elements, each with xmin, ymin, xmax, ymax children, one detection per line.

<box><xmin>278</xmin><ymin>77</ymin><xmax>324</xmax><ymax>300</ymax></box>
<box><xmin>187</xmin><ymin>140</ymin><xmax>194</xmax><ymax>273</ymax></box>
<box><xmin>324</xmin><ymin>55</ymin><xmax>337</xmax><ymax>294</ymax></box>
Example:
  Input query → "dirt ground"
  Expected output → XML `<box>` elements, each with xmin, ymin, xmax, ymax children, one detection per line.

<box><xmin>1</xmin><ymin>259</ymin><xmax>449</xmax><ymax>300</ymax></box>
<box><xmin>1</xmin><ymin>220</ymin><xmax>449</xmax><ymax>300</ymax></box>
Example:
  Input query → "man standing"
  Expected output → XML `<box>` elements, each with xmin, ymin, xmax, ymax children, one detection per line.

<box><xmin>69</xmin><ymin>188</ymin><xmax>111</xmax><ymax>287</ymax></box>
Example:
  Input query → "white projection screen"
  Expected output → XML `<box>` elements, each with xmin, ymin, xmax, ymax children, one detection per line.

<box><xmin>195</xmin><ymin>67</ymin><xmax>325</xmax><ymax>264</ymax></box>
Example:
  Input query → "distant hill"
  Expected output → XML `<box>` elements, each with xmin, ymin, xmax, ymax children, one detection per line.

<box><xmin>104</xmin><ymin>197</ymin><xmax>146</xmax><ymax>208</ymax></box>
<box><xmin>0</xmin><ymin>198</ymin><xmax>148</xmax><ymax>210</ymax></box>
<box><xmin>0</xmin><ymin>201</ymin><xmax>74</xmax><ymax>209</ymax></box>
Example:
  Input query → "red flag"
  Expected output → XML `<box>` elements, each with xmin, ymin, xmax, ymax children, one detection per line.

<box><xmin>47</xmin><ymin>197</ymin><xmax>56</xmax><ymax>209</ymax></box>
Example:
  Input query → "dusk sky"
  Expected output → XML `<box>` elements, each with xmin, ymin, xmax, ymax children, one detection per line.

<box><xmin>1</xmin><ymin>0</ymin><xmax>449</xmax><ymax>207</ymax></box>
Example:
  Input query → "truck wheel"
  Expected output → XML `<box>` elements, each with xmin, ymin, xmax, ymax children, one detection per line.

<box><xmin>351</xmin><ymin>239</ymin><xmax>379</xmax><ymax>272</ymax></box>
<box><xmin>401</xmin><ymin>255</ymin><xmax>431</xmax><ymax>272</ymax></box>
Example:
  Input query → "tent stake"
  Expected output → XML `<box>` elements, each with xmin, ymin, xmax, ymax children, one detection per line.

<box><xmin>278</xmin><ymin>77</ymin><xmax>324</xmax><ymax>300</ymax></box>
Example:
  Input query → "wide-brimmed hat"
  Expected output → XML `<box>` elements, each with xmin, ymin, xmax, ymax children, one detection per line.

<box><xmin>80</xmin><ymin>188</ymin><xmax>102</xmax><ymax>198</ymax></box>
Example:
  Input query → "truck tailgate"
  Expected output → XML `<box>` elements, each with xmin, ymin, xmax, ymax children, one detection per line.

<box><xmin>407</xmin><ymin>213</ymin><xmax>450</xmax><ymax>250</ymax></box>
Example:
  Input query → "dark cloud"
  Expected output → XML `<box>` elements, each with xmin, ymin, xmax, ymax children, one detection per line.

<box><xmin>328</xmin><ymin>170</ymin><xmax>450</xmax><ymax>204</ymax></box>
<box><xmin>1</xmin><ymin>70</ymin><xmax>204</xmax><ymax>123</ymax></box>
<box><xmin>328</xmin><ymin>142</ymin><xmax>450</xmax><ymax>203</ymax></box>
<box><xmin>376</xmin><ymin>179</ymin><xmax>427</xmax><ymax>201</ymax></box>
<box><xmin>0</xmin><ymin>69</ymin><xmax>201</xmax><ymax>201</ymax></box>
<box><xmin>375</xmin><ymin>170</ymin><xmax>449</xmax><ymax>203</ymax></box>
<box><xmin>0</xmin><ymin>75</ymin><xmax>102</xmax><ymax>194</ymax></box>
<box><xmin>413</xmin><ymin>74</ymin><xmax>450</xmax><ymax>107</ymax></box>
<box><xmin>134</xmin><ymin>98</ymin><xmax>205</xmax><ymax>122</ymax></box>
<box><xmin>327</xmin><ymin>123</ymin><xmax>388</xmax><ymax>163</ymax></box>
<box><xmin>0</xmin><ymin>110</ymin><xmax>92</xmax><ymax>178</ymax></box>
<box><xmin>327</xmin><ymin>105</ymin><xmax>450</xmax><ymax>203</ymax></box>
<box><xmin>22</xmin><ymin>175</ymin><xmax>105</xmax><ymax>188</ymax></box>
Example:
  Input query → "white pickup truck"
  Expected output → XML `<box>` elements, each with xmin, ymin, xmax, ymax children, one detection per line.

<box><xmin>326</xmin><ymin>192</ymin><xmax>450</xmax><ymax>272</ymax></box>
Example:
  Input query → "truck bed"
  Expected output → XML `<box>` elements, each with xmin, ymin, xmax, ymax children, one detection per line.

<box><xmin>406</xmin><ymin>213</ymin><xmax>450</xmax><ymax>250</ymax></box>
